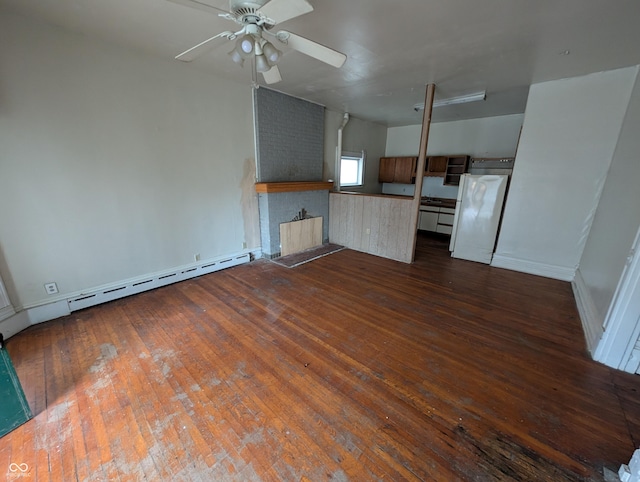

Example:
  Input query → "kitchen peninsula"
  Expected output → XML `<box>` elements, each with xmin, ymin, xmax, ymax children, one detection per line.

<box><xmin>329</xmin><ymin>191</ymin><xmax>416</xmax><ymax>262</ymax></box>
<box><xmin>329</xmin><ymin>84</ymin><xmax>436</xmax><ymax>263</ymax></box>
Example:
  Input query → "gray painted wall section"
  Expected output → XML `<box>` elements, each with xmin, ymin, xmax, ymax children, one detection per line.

<box><xmin>255</xmin><ymin>88</ymin><xmax>324</xmax><ymax>182</ymax></box>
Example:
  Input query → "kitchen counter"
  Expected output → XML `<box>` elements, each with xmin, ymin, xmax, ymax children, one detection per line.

<box><xmin>420</xmin><ymin>196</ymin><xmax>456</xmax><ymax>209</ymax></box>
<box><xmin>338</xmin><ymin>192</ymin><xmax>455</xmax><ymax>207</ymax></box>
<box><xmin>337</xmin><ymin>191</ymin><xmax>413</xmax><ymax>200</ymax></box>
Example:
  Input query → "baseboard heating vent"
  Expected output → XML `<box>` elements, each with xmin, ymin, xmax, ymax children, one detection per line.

<box><xmin>67</xmin><ymin>253</ymin><xmax>250</xmax><ymax>312</ymax></box>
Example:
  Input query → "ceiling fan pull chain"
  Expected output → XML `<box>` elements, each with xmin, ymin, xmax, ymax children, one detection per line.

<box><xmin>251</xmin><ymin>54</ymin><xmax>258</xmax><ymax>89</ymax></box>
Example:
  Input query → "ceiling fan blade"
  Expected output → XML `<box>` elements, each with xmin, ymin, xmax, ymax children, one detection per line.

<box><xmin>166</xmin><ymin>0</ymin><xmax>229</xmax><ymax>15</ymax></box>
<box><xmin>262</xmin><ymin>65</ymin><xmax>282</xmax><ymax>84</ymax></box>
<box><xmin>276</xmin><ymin>31</ymin><xmax>346</xmax><ymax>68</ymax></box>
<box><xmin>175</xmin><ymin>31</ymin><xmax>231</xmax><ymax>61</ymax></box>
<box><xmin>258</xmin><ymin>0</ymin><xmax>313</xmax><ymax>24</ymax></box>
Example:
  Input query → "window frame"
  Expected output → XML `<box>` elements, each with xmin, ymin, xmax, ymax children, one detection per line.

<box><xmin>339</xmin><ymin>150</ymin><xmax>366</xmax><ymax>188</ymax></box>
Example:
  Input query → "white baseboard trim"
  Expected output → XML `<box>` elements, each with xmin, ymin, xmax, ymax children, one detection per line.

<box><xmin>0</xmin><ymin>304</ymin><xmax>16</xmax><ymax>322</ymax></box>
<box><xmin>65</xmin><ymin>253</ymin><xmax>250</xmax><ymax>312</ymax></box>
<box><xmin>0</xmin><ymin>311</ymin><xmax>30</xmax><ymax>340</ymax></box>
<box><xmin>0</xmin><ymin>299</ymin><xmax>78</xmax><ymax>340</ymax></box>
<box><xmin>28</xmin><ymin>300</ymin><xmax>71</xmax><ymax>325</ymax></box>
<box><xmin>490</xmin><ymin>254</ymin><xmax>576</xmax><ymax>281</ymax></box>
<box><xmin>0</xmin><ymin>251</ymin><xmax>252</xmax><ymax>340</ymax></box>
<box><xmin>0</xmin><ymin>300</ymin><xmax>74</xmax><ymax>340</ymax></box>
<box><xmin>572</xmin><ymin>269</ymin><xmax>604</xmax><ymax>354</ymax></box>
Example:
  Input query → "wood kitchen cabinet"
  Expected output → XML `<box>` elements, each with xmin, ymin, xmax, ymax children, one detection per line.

<box><xmin>394</xmin><ymin>157</ymin><xmax>416</xmax><ymax>183</ymax></box>
<box><xmin>378</xmin><ymin>157</ymin><xmax>396</xmax><ymax>183</ymax></box>
<box><xmin>378</xmin><ymin>157</ymin><xmax>417</xmax><ymax>184</ymax></box>
<box><xmin>380</xmin><ymin>154</ymin><xmax>469</xmax><ymax>184</ymax></box>
<box><xmin>425</xmin><ymin>156</ymin><xmax>448</xmax><ymax>176</ymax></box>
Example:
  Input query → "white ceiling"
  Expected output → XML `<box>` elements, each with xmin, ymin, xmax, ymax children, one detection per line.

<box><xmin>2</xmin><ymin>0</ymin><xmax>640</xmax><ymax>126</ymax></box>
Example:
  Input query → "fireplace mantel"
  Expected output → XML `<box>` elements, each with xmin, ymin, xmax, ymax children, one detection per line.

<box><xmin>254</xmin><ymin>181</ymin><xmax>334</xmax><ymax>194</ymax></box>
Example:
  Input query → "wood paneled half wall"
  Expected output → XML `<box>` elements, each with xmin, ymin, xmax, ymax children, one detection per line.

<box><xmin>329</xmin><ymin>192</ymin><xmax>415</xmax><ymax>263</ymax></box>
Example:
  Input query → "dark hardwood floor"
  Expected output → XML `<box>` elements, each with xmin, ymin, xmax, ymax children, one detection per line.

<box><xmin>2</xmin><ymin>232</ymin><xmax>639</xmax><ymax>481</ymax></box>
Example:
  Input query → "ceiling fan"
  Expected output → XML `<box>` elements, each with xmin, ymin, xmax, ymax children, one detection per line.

<box><xmin>169</xmin><ymin>0</ymin><xmax>347</xmax><ymax>84</ymax></box>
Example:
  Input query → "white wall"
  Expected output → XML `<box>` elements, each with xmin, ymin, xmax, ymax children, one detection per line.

<box><xmin>385</xmin><ymin>124</ymin><xmax>423</xmax><ymax>157</ymax></box>
<box><xmin>324</xmin><ymin>111</ymin><xmax>387</xmax><ymax>194</ymax></box>
<box><xmin>493</xmin><ymin>67</ymin><xmax>638</xmax><ymax>281</ymax></box>
<box><xmin>575</xmin><ymin>67</ymin><xmax>640</xmax><ymax>351</ymax></box>
<box><xmin>0</xmin><ymin>12</ymin><xmax>257</xmax><ymax>309</ymax></box>
<box><xmin>385</xmin><ymin>113</ymin><xmax>524</xmax><ymax>157</ymax></box>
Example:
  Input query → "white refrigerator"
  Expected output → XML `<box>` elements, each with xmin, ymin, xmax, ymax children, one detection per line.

<box><xmin>449</xmin><ymin>174</ymin><xmax>509</xmax><ymax>264</ymax></box>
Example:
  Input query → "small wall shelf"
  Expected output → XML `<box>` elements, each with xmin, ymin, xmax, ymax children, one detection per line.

<box><xmin>444</xmin><ymin>155</ymin><xmax>470</xmax><ymax>185</ymax></box>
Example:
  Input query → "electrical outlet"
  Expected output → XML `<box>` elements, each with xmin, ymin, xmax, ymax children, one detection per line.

<box><xmin>44</xmin><ymin>282</ymin><xmax>58</xmax><ymax>295</ymax></box>
<box><xmin>242</xmin><ymin>242</ymin><xmax>247</xmax><ymax>249</ymax></box>
<box><xmin>194</xmin><ymin>254</ymin><xmax>201</xmax><ymax>262</ymax></box>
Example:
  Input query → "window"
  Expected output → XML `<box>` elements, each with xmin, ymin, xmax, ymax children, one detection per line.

<box><xmin>340</xmin><ymin>150</ymin><xmax>365</xmax><ymax>187</ymax></box>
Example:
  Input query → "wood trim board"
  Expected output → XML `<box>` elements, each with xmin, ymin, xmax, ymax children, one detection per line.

<box><xmin>255</xmin><ymin>182</ymin><xmax>334</xmax><ymax>193</ymax></box>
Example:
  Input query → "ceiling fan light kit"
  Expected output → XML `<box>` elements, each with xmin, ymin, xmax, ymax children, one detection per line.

<box><xmin>238</xmin><ymin>35</ymin><xmax>255</xmax><ymax>56</ymax></box>
<box><xmin>228</xmin><ymin>48</ymin><xmax>244</xmax><ymax>66</ymax></box>
<box><xmin>170</xmin><ymin>0</ymin><xmax>347</xmax><ymax>84</ymax></box>
<box><xmin>255</xmin><ymin>53</ymin><xmax>271</xmax><ymax>72</ymax></box>
<box><xmin>262</xmin><ymin>42</ymin><xmax>282</xmax><ymax>63</ymax></box>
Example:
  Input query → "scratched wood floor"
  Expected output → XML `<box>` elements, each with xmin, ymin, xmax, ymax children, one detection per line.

<box><xmin>2</xmin><ymin>232</ymin><xmax>639</xmax><ymax>481</ymax></box>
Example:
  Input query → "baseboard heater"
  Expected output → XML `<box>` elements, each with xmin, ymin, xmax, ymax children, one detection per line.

<box><xmin>67</xmin><ymin>253</ymin><xmax>250</xmax><ymax>312</ymax></box>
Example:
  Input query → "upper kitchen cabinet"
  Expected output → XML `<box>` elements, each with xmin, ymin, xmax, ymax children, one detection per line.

<box><xmin>378</xmin><ymin>157</ymin><xmax>396</xmax><ymax>183</ymax></box>
<box><xmin>444</xmin><ymin>155</ymin><xmax>470</xmax><ymax>185</ymax></box>
<box><xmin>378</xmin><ymin>157</ymin><xmax>417</xmax><ymax>184</ymax></box>
<box><xmin>379</xmin><ymin>154</ymin><xmax>470</xmax><ymax>184</ymax></box>
<box><xmin>425</xmin><ymin>156</ymin><xmax>448</xmax><ymax>176</ymax></box>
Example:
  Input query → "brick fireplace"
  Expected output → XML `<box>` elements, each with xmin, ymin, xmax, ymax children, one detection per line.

<box><xmin>254</xmin><ymin>88</ymin><xmax>330</xmax><ymax>258</ymax></box>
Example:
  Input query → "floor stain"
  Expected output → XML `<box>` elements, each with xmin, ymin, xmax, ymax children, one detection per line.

<box><xmin>89</xmin><ymin>343</ymin><xmax>118</xmax><ymax>373</ymax></box>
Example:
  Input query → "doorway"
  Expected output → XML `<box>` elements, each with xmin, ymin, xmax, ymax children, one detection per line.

<box><xmin>594</xmin><ymin>225</ymin><xmax>640</xmax><ymax>372</ymax></box>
